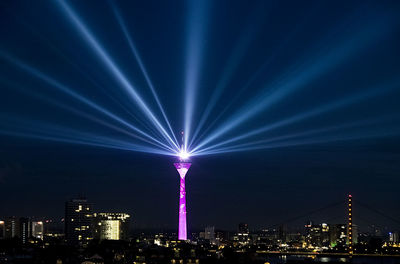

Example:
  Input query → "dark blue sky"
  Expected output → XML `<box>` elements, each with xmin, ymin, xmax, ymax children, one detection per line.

<box><xmin>0</xmin><ymin>0</ymin><xmax>400</xmax><ymax>231</ymax></box>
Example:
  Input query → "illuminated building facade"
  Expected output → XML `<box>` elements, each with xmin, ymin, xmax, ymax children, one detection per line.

<box><xmin>93</xmin><ymin>213</ymin><xmax>130</xmax><ymax>241</ymax></box>
<box><xmin>174</xmin><ymin>161</ymin><xmax>191</xmax><ymax>240</ymax></box>
<box><xmin>305</xmin><ymin>222</ymin><xmax>347</xmax><ymax>248</ymax></box>
<box><xmin>0</xmin><ymin>217</ymin><xmax>43</xmax><ymax>242</ymax></box>
<box><xmin>32</xmin><ymin>221</ymin><xmax>44</xmax><ymax>240</ymax></box>
<box><xmin>235</xmin><ymin>223</ymin><xmax>250</xmax><ymax>246</ymax></box>
<box><xmin>389</xmin><ymin>232</ymin><xmax>399</xmax><ymax>243</ymax></box>
<box><xmin>65</xmin><ymin>198</ymin><xmax>93</xmax><ymax>246</ymax></box>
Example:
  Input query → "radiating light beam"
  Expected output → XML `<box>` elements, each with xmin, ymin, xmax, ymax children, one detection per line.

<box><xmin>56</xmin><ymin>0</ymin><xmax>179</xmax><ymax>151</ymax></box>
<box><xmin>0</xmin><ymin>115</ymin><xmax>172</xmax><ymax>155</ymax></box>
<box><xmin>192</xmin><ymin>19</ymin><xmax>393</xmax><ymax>153</ymax></box>
<box><xmin>183</xmin><ymin>0</ymin><xmax>209</xmax><ymax>151</ymax></box>
<box><xmin>0</xmin><ymin>78</ymin><xmax>175</xmax><ymax>153</ymax></box>
<box><xmin>0</xmin><ymin>128</ymin><xmax>171</xmax><ymax>156</ymax></box>
<box><xmin>0</xmin><ymin>53</ymin><xmax>175</xmax><ymax>153</ymax></box>
<box><xmin>190</xmin><ymin>8</ymin><xmax>316</xmax><ymax>150</ymax></box>
<box><xmin>193</xmin><ymin>115</ymin><xmax>399</xmax><ymax>156</ymax></box>
<box><xmin>110</xmin><ymin>2</ymin><xmax>179</xmax><ymax>148</ymax></box>
<box><xmin>195</xmin><ymin>124</ymin><xmax>400</xmax><ymax>156</ymax></box>
<box><xmin>195</xmin><ymin>80</ymin><xmax>400</xmax><ymax>154</ymax></box>
<box><xmin>189</xmin><ymin>4</ymin><xmax>266</xmax><ymax>148</ymax></box>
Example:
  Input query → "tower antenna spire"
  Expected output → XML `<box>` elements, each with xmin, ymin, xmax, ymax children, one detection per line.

<box><xmin>181</xmin><ymin>130</ymin><xmax>184</xmax><ymax>151</ymax></box>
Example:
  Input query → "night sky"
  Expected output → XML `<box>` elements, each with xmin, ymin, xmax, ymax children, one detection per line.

<box><xmin>1</xmin><ymin>0</ymin><xmax>400</xmax><ymax>232</ymax></box>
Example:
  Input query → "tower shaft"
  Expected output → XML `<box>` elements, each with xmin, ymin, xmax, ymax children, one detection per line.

<box><xmin>179</xmin><ymin>175</ymin><xmax>187</xmax><ymax>240</ymax></box>
<box><xmin>174</xmin><ymin>162</ymin><xmax>191</xmax><ymax>240</ymax></box>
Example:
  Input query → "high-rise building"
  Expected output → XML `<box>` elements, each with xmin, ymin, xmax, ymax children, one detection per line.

<box><xmin>204</xmin><ymin>226</ymin><xmax>216</xmax><ymax>244</ymax></box>
<box><xmin>389</xmin><ymin>232</ymin><xmax>399</xmax><ymax>243</ymax></box>
<box><xmin>93</xmin><ymin>213</ymin><xmax>130</xmax><ymax>241</ymax></box>
<box><xmin>65</xmin><ymin>198</ymin><xmax>93</xmax><ymax>246</ymax></box>
<box><xmin>20</xmin><ymin>217</ymin><xmax>31</xmax><ymax>244</ymax></box>
<box><xmin>352</xmin><ymin>224</ymin><xmax>358</xmax><ymax>244</ymax></box>
<box><xmin>329</xmin><ymin>224</ymin><xmax>347</xmax><ymax>247</ymax></box>
<box><xmin>1</xmin><ymin>217</ymin><xmax>44</xmax><ymax>242</ymax></box>
<box><xmin>321</xmin><ymin>223</ymin><xmax>330</xmax><ymax>247</ymax></box>
<box><xmin>4</xmin><ymin>216</ymin><xmax>19</xmax><ymax>239</ymax></box>
<box><xmin>279</xmin><ymin>224</ymin><xmax>288</xmax><ymax>243</ymax></box>
<box><xmin>237</xmin><ymin>223</ymin><xmax>250</xmax><ymax>246</ymax></box>
<box><xmin>32</xmin><ymin>221</ymin><xmax>44</xmax><ymax>240</ymax></box>
<box><xmin>305</xmin><ymin>224</ymin><xmax>322</xmax><ymax>247</ymax></box>
<box><xmin>0</xmin><ymin>220</ymin><xmax>5</xmax><ymax>239</ymax></box>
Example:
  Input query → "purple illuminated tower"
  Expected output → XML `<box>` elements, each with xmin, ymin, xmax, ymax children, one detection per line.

<box><xmin>174</xmin><ymin>161</ymin><xmax>191</xmax><ymax>240</ymax></box>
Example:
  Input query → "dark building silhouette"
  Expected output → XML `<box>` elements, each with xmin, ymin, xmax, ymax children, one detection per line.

<box><xmin>4</xmin><ymin>216</ymin><xmax>19</xmax><ymax>239</ymax></box>
<box><xmin>238</xmin><ymin>223</ymin><xmax>249</xmax><ymax>234</ymax></box>
<box><xmin>20</xmin><ymin>217</ymin><xmax>30</xmax><ymax>244</ymax></box>
<box><xmin>0</xmin><ymin>220</ymin><xmax>4</xmax><ymax>239</ymax></box>
<box><xmin>65</xmin><ymin>198</ymin><xmax>93</xmax><ymax>246</ymax></box>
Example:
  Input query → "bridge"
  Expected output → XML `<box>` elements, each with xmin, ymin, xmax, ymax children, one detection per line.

<box><xmin>251</xmin><ymin>194</ymin><xmax>400</xmax><ymax>258</ymax></box>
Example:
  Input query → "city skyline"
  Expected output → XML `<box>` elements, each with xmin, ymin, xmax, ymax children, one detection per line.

<box><xmin>1</xmin><ymin>0</ymin><xmax>400</xmax><ymax>233</ymax></box>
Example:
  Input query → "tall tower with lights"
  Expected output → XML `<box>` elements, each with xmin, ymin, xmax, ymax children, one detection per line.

<box><xmin>348</xmin><ymin>194</ymin><xmax>353</xmax><ymax>255</ymax></box>
<box><xmin>174</xmin><ymin>132</ymin><xmax>191</xmax><ymax>240</ymax></box>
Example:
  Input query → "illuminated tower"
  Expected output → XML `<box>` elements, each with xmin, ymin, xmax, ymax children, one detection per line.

<box><xmin>348</xmin><ymin>194</ymin><xmax>353</xmax><ymax>255</ymax></box>
<box><xmin>174</xmin><ymin>155</ymin><xmax>191</xmax><ymax>240</ymax></box>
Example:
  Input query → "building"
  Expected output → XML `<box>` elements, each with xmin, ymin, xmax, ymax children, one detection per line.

<box><xmin>4</xmin><ymin>216</ymin><xmax>19</xmax><ymax>239</ymax></box>
<box><xmin>65</xmin><ymin>198</ymin><xmax>93</xmax><ymax>246</ymax></box>
<box><xmin>305</xmin><ymin>223</ymin><xmax>347</xmax><ymax>248</ymax></box>
<box><xmin>352</xmin><ymin>224</ymin><xmax>358</xmax><ymax>244</ymax></box>
<box><xmin>215</xmin><ymin>229</ymin><xmax>229</xmax><ymax>245</ymax></box>
<box><xmin>329</xmin><ymin>224</ymin><xmax>347</xmax><ymax>247</ymax></box>
<box><xmin>389</xmin><ymin>232</ymin><xmax>399</xmax><ymax>243</ymax></box>
<box><xmin>204</xmin><ymin>226</ymin><xmax>216</xmax><ymax>244</ymax></box>
<box><xmin>0</xmin><ymin>220</ymin><xmax>4</xmax><ymax>239</ymax></box>
<box><xmin>20</xmin><ymin>217</ymin><xmax>31</xmax><ymax>244</ymax></box>
<box><xmin>32</xmin><ymin>221</ymin><xmax>44</xmax><ymax>239</ymax></box>
<box><xmin>236</xmin><ymin>223</ymin><xmax>250</xmax><ymax>246</ymax></box>
<box><xmin>279</xmin><ymin>224</ymin><xmax>288</xmax><ymax>243</ymax></box>
<box><xmin>0</xmin><ymin>217</ymin><xmax>44</xmax><ymax>243</ymax></box>
<box><xmin>305</xmin><ymin>223</ymin><xmax>322</xmax><ymax>247</ymax></box>
<box><xmin>93</xmin><ymin>213</ymin><xmax>130</xmax><ymax>241</ymax></box>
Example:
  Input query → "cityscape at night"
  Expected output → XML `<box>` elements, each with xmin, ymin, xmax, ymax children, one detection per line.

<box><xmin>0</xmin><ymin>0</ymin><xmax>400</xmax><ymax>263</ymax></box>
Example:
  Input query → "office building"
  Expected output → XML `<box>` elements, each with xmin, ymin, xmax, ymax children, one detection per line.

<box><xmin>4</xmin><ymin>216</ymin><xmax>19</xmax><ymax>239</ymax></box>
<box><xmin>204</xmin><ymin>226</ymin><xmax>216</xmax><ymax>244</ymax></box>
<box><xmin>0</xmin><ymin>220</ymin><xmax>4</xmax><ymax>239</ymax></box>
<box><xmin>389</xmin><ymin>232</ymin><xmax>399</xmax><ymax>243</ymax></box>
<box><xmin>65</xmin><ymin>198</ymin><xmax>93</xmax><ymax>246</ymax></box>
<box><xmin>32</xmin><ymin>221</ymin><xmax>44</xmax><ymax>239</ymax></box>
<box><xmin>20</xmin><ymin>217</ymin><xmax>31</xmax><ymax>244</ymax></box>
<box><xmin>93</xmin><ymin>213</ymin><xmax>130</xmax><ymax>241</ymax></box>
